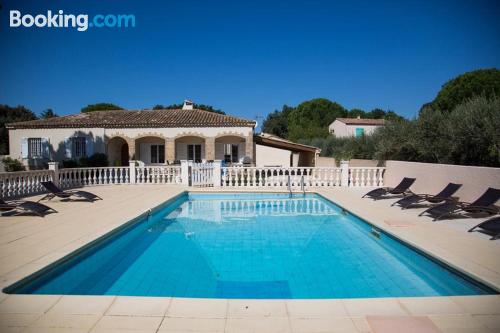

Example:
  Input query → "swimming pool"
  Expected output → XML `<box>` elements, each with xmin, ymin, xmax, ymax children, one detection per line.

<box><xmin>5</xmin><ymin>192</ymin><xmax>495</xmax><ymax>298</ymax></box>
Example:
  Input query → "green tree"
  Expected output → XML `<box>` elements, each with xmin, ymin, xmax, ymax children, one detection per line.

<box><xmin>427</xmin><ymin>68</ymin><xmax>500</xmax><ymax>112</ymax></box>
<box><xmin>287</xmin><ymin>98</ymin><xmax>347</xmax><ymax>141</ymax></box>
<box><xmin>40</xmin><ymin>108</ymin><xmax>58</xmax><ymax>119</ymax></box>
<box><xmin>447</xmin><ymin>96</ymin><xmax>500</xmax><ymax>166</ymax></box>
<box><xmin>261</xmin><ymin>105</ymin><xmax>293</xmax><ymax>138</ymax></box>
<box><xmin>152</xmin><ymin>104</ymin><xmax>166</xmax><ymax>110</ymax></box>
<box><xmin>81</xmin><ymin>103</ymin><xmax>123</xmax><ymax>113</ymax></box>
<box><xmin>0</xmin><ymin>105</ymin><xmax>37</xmax><ymax>154</ymax></box>
<box><xmin>347</xmin><ymin>108</ymin><xmax>366</xmax><ymax>118</ymax></box>
<box><xmin>156</xmin><ymin>103</ymin><xmax>225</xmax><ymax>115</ymax></box>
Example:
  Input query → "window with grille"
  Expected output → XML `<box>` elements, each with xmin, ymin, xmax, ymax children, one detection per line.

<box><xmin>28</xmin><ymin>138</ymin><xmax>43</xmax><ymax>158</ymax></box>
<box><xmin>71</xmin><ymin>137</ymin><xmax>87</xmax><ymax>158</ymax></box>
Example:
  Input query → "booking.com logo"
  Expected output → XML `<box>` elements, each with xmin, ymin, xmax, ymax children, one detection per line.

<box><xmin>9</xmin><ymin>10</ymin><xmax>135</xmax><ymax>32</ymax></box>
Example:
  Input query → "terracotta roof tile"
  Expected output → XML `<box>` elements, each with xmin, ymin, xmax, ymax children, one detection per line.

<box><xmin>336</xmin><ymin>118</ymin><xmax>385</xmax><ymax>125</ymax></box>
<box><xmin>7</xmin><ymin>109</ymin><xmax>256</xmax><ymax>129</ymax></box>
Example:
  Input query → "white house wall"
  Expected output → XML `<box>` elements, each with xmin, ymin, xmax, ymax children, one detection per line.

<box><xmin>9</xmin><ymin>126</ymin><xmax>253</xmax><ymax>165</ymax></box>
<box><xmin>329</xmin><ymin>120</ymin><xmax>382</xmax><ymax>138</ymax></box>
<box><xmin>255</xmin><ymin>144</ymin><xmax>291</xmax><ymax>167</ymax></box>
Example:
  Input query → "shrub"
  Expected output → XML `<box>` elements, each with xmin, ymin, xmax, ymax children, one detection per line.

<box><xmin>79</xmin><ymin>153</ymin><xmax>108</xmax><ymax>167</ymax></box>
<box><xmin>63</xmin><ymin>153</ymin><xmax>109</xmax><ymax>168</ymax></box>
<box><xmin>61</xmin><ymin>159</ymin><xmax>79</xmax><ymax>168</ymax></box>
<box><xmin>2</xmin><ymin>157</ymin><xmax>26</xmax><ymax>172</ymax></box>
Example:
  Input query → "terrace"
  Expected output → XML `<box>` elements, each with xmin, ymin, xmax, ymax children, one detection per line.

<box><xmin>0</xmin><ymin>161</ymin><xmax>499</xmax><ymax>332</ymax></box>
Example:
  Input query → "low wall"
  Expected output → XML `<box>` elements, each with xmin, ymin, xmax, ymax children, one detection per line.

<box><xmin>316</xmin><ymin>157</ymin><xmax>336</xmax><ymax>167</ymax></box>
<box><xmin>385</xmin><ymin>160</ymin><xmax>500</xmax><ymax>202</ymax></box>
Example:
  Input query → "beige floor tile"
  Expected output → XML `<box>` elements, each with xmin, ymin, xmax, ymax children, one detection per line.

<box><xmin>227</xmin><ymin>299</ymin><xmax>287</xmax><ymax>318</ymax></box>
<box><xmin>159</xmin><ymin>317</ymin><xmax>225</xmax><ymax>332</ymax></box>
<box><xmin>399</xmin><ymin>297</ymin><xmax>466</xmax><ymax>315</ymax></box>
<box><xmin>350</xmin><ymin>317</ymin><xmax>372</xmax><ymax>333</ymax></box>
<box><xmin>0</xmin><ymin>326</ymin><xmax>25</xmax><ymax>333</ymax></box>
<box><xmin>30</xmin><ymin>313</ymin><xmax>101</xmax><ymax>329</ymax></box>
<box><xmin>366</xmin><ymin>316</ymin><xmax>441</xmax><ymax>333</ymax></box>
<box><xmin>439</xmin><ymin>328</ymin><xmax>495</xmax><ymax>333</ymax></box>
<box><xmin>343</xmin><ymin>299</ymin><xmax>408</xmax><ymax>316</ymax></box>
<box><xmin>225</xmin><ymin>317</ymin><xmax>292</xmax><ymax>333</ymax></box>
<box><xmin>473</xmin><ymin>314</ymin><xmax>500</xmax><ymax>330</ymax></box>
<box><xmin>49</xmin><ymin>296</ymin><xmax>115</xmax><ymax>315</ymax></box>
<box><xmin>22</xmin><ymin>327</ymin><xmax>90</xmax><ymax>333</ymax></box>
<box><xmin>0</xmin><ymin>293</ymin><xmax>9</xmax><ymax>303</ymax></box>
<box><xmin>0</xmin><ymin>295</ymin><xmax>60</xmax><ymax>314</ymax></box>
<box><xmin>90</xmin><ymin>328</ymin><xmax>157</xmax><ymax>333</ymax></box>
<box><xmin>167</xmin><ymin>298</ymin><xmax>228</xmax><ymax>319</ymax></box>
<box><xmin>451</xmin><ymin>295</ymin><xmax>500</xmax><ymax>315</ymax></box>
<box><xmin>289</xmin><ymin>317</ymin><xmax>358</xmax><ymax>333</ymax></box>
<box><xmin>105</xmin><ymin>296</ymin><xmax>170</xmax><ymax>316</ymax></box>
<box><xmin>0</xmin><ymin>313</ymin><xmax>41</xmax><ymax>327</ymax></box>
<box><xmin>286</xmin><ymin>300</ymin><xmax>347</xmax><ymax>318</ymax></box>
<box><xmin>429</xmin><ymin>314</ymin><xmax>484</xmax><ymax>330</ymax></box>
<box><xmin>93</xmin><ymin>315</ymin><xmax>163</xmax><ymax>330</ymax></box>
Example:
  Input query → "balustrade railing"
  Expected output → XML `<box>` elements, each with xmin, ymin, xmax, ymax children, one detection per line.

<box><xmin>348</xmin><ymin>167</ymin><xmax>385</xmax><ymax>187</ymax></box>
<box><xmin>135</xmin><ymin>166</ymin><xmax>181</xmax><ymax>184</ymax></box>
<box><xmin>58</xmin><ymin>167</ymin><xmax>130</xmax><ymax>188</ymax></box>
<box><xmin>221</xmin><ymin>167</ymin><xmax>343</xmax><ymax>188</ymax></box>
<box><xmin>0</xmin><ymin>162</ymin><xmax>384</xmax><ymax>199</ymax></box>
<box><xmin>0</xmin><ymin>170</ymin><xmax>54</xmax><ymax>198</ymax></box>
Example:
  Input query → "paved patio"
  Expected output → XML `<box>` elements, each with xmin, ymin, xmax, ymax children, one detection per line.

<box><xmin>0</xmin><ymin>185</ymin><xmax>499</xmax><ymax>333</ymax></box>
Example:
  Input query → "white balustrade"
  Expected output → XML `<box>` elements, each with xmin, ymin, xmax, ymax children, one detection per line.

<box><xmin>0</xmin><ymin>162</ymin><xmax>385</xmax><ymax>199</ymax></box>
<box><xmin>135</xmin><ymin>166</ymin><xmax>181</xmax><ymax>184</ymax></box>
<box><xmin>221</xmin><ymin>167</ymin><xmax>344</xmax><ymax>188</ymax></box>
<box><xmin>58</xmin><ymin>167</ymin><xmax>130</xmax><ymax>188</ymax></box>
<box><xmin>348</xmin><ymin>167</ymin><xmax>385</xmax><ymax>187</ymax></box>
<box><xmin>0</xmin><ymin>170</ymin><xmax>54</xmax><ymax>198</ymax></box>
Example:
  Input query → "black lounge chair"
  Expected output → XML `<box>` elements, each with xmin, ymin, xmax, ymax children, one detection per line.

<box><xmin>469</xmin><ymin>216</ymin><xmax>500</xmax><ymax>240</ymax></box>
<box><xmin>419</xmin><ymin>187</ymin><xmax>500</xmax><ymax>221</ymax></box>
<box><xmin>391</xmin><ymin>183</ymin><xmax>462</xmax><ymax>209</ymax></box>
<box><xmin>362</xmin><ymin>177</ymin><xmax>416</xmax><ymax>200</ymax></box>
<box><xmin>39</xmin><ymin>181</ymin><xmax>102</xmax><ymax>202</ymax></box>
<box><xmin>0</xmin><ymin>198</ymin><xmax>57</xmax><ymax>217</ymax></box>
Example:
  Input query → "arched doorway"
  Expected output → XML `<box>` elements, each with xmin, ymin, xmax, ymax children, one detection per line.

<box><xmin>108</xmin><ymin>137</ymin><xmax>129</xmax><ymax>166</ymax></box>
<box><xmin>120</xmin><ymin>142</ymin><xmax>129</xmax><ymax>166</ymax></box>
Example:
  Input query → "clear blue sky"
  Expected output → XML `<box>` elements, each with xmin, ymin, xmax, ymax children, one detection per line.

<box><xmin>1</xmin><ymin>0</ymin><xmax>499</xmax><ymax>121</ymax></box>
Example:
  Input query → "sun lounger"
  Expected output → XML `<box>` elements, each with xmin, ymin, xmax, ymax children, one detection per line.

<box><xmin>468</xmin><ymin>216</ymin><xmax>500</xmax><ymax>240</ymax></box>
<box><xmin>40</xmin><ymin>181</ymin><xmax>102</xmax><ymax>202</ymax></box>
<box><xmin>0</xmin><ymin>198</ymin><xmax>57</xmax><ymax>217</ymax></box>
<box><xmin>419</xmin><ymin>187</ymin><xmax>500</xmax><ymax>221</ymax></box>
<box><xmin>362</xmin><ymin>177</ymin><xmax>416</xmax><ymax>200</ymax></box>
<box><xmin>391</xmin><ymin>183</ymin><xmax>462</xmax><ymax>209</ymax></box>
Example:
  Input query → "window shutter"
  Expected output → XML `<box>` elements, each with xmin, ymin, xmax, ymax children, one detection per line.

<box><xmin>41</xmin><ymin>138</ymin><xmax>50</xmax><ymax>159</ymax></box>
<box><xmin>85</xmin><ymin>137</ymin><xmax>93</xmax><ymax>157</ymax></box>
<box><xmin>21</xmin><ymin>138</ymin><xmax>28</xmax><ymax>158</ymax></box>
<box><xmin>65</xmin><ymin>138</ymin><xmax>72</xmax><ymax>158</ymax></box>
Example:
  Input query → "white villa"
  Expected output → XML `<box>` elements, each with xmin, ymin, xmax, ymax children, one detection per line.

<box><xmin>329</xmin><ymin>117</ymin><xmax>385</xmax><ymax>137</ymax></box>
<box><xmin>6</xmin><ymin>101</ymin><xmax>320</xmax><ymax>169</ymax></box>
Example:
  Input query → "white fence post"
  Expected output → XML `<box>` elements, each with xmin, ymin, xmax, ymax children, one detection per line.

<box><xmin>48</xmin><ymin>162</ymin><xmax>59</xmax><ymax>186</ymax></box>
<box><xmin>181</xmin><ymin>160</ymin><xmax>190</xmax><ymax>186</ymax></box>
<box><xmin>340</xmin><ymin>160</ymin><xmax>349</xmax><ymax>187</ymax></box>
<box><xmin>212</xmin><ymin>160</ymin><xmax>222</xmax><ymax>187</ymax></box>
<box><xmin>129</xmin><ymin>161</ymin><xmax>136</xmax><ymax>184</ymax></box>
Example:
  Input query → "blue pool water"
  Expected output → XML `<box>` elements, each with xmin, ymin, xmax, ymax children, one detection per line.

<box><xmin>6</xmin><ymin>192</ymin><xmax>495</xmax><ymax>298</ymax></box>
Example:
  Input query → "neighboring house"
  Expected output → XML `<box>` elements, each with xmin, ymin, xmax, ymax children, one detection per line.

<box><xmin>254</xmin><ymin>133</ymin><xmax>320</xmax><ymax>167</ymax></box>
<box><xmin>328</xmin><ymin>117</ymin><xmax>385</xmax><ymax>138</ymax></box>
<box><xmin>6</xmin><ymin>101</ymin><xmax>320</xmax><ymax>169</ymax></box>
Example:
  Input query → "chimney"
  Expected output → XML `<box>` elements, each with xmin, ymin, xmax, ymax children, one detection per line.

<box><xmin>357</xmin><ymin>115</ymin><xmax>361</xmax><ymax>119</ymax></box>
<box><xmin>182</xmin><ymin>100</ymin><xmax>194</xmax><ymax>110</ymax></box>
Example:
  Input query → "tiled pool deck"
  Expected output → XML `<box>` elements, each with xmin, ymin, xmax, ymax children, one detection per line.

<box><xmin>0</xmin><ymin>185</ymin><xmax>499</xmax><ymax>332</ymax></box>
